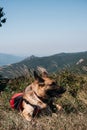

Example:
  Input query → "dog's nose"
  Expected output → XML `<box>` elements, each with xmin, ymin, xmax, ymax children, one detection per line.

<box><xmin>57</xmin><ymin>87</ymin><xmax>66</xmax><ymax>94</ymax></box>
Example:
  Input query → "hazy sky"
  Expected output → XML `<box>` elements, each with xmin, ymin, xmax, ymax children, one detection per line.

<box><xmin>0</xmin><ymin>0</ymin><xmax>87</xmax><ymax>57</ymax></box>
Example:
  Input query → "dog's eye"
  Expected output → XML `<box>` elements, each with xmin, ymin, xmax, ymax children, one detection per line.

<box><xmin>50</xmin><ymin>82</ymin><xmax>56</xmax><ymax>86</ymax></box>
<box><xmin>39</xmin><ymin>83</ymin><xmax>45</xmax><ymax>87</ymax></box>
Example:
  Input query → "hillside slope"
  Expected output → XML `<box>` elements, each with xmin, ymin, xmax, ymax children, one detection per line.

<box><xmin>20</xmin><ymin>51</ymin><xmax>87</xmax><ymax>72</ymax></box>
<box><xmin>0</xmin><ymin>51</ymin><xmax>87</xmax><ymax>78</ymax></box>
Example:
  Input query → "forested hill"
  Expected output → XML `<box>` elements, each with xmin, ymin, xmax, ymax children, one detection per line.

<box><xmin>19</xmin><ymin>51</ymin><xmax>87</xmax><ymax>72</ymax></box>
<box><xmin>0</xmin><ymin>51</ymin><xmax>87</xmax><ymax>78</ymax></box>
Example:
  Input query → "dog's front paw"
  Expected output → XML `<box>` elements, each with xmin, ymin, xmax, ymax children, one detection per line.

<box><xmin>25</xmin><ymin>116</ymin><xmax>32</xmax><ymax>121</ymax></box>
<box><xmin>21</xmin><ymin>111</ymin><xmax>32</xmax><ymax>121</ymax></box>
<box><xmin>56</xmin><ymin>104</ymin><xmax>62</xmax><ymax>111</ymax></box>
<box><xmin>25</xmin><ymin>115</ymin><xmax>32</xmax><ymax>121</ymax></box>
<box><xmin>49</xmin><ymin>104</ymin><xmax>57</xmax><ymax>113</ymax></box>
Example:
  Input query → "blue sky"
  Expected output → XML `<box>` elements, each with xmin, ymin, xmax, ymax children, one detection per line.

<box><xmin>0</xmin><ymin>0</ymin><xmax>87</xmax><ymax>56</ymax></box>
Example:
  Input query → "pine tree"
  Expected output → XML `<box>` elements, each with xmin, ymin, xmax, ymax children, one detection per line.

<box><xmin>0</xmin><ymin>7</ymin><xmax>6</xmax><ymax>27</ymax></box>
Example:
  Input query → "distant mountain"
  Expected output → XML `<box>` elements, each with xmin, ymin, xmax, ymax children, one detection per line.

<box><xmin>0</xmin><ymin>53</ymin><xmax>24</xmax><ymax>66</ymax></box>
<box><xmin>0</xmin><ymin>51</ymin><xmax>87</xmax><ymax>78</ymax></box>
<box><xmin>19</xmin><ymin>51</ymin><xmax>87</xmax><ymax>72</ymax></box>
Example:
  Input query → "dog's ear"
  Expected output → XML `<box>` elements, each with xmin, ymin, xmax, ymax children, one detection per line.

<box><xmin>37</xmin><ymin>66</ymin><xmax>48</xmax><ymax>78</ymax></box>
<box><xmin>34</xmin><ymin>71</ymin><xmax>44</xmax><ymax>82</ymax></box>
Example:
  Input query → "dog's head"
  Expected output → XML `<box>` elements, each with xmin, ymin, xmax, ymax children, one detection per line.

<box><xmin>32</xmin><ymin>70</ymin><xmax>66</xmax><ymax>99</ymax></box>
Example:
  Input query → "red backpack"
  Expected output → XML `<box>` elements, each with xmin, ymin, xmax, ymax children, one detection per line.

<box><xmin>10</xmin><ymin>93</ymin><xmax>23</xmax><ymax>110</ymax></box>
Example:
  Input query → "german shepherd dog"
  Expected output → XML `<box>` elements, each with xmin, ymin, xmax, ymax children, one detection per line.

<box><xmin>21</xmin><ymin>67</ymin><xmax>66</xmax><ymax>121</ymax></box>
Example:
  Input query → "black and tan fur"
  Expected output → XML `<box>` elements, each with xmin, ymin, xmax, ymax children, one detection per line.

<box><xmin>21</xmin><ymin>68</ymin><xmax>66</xmax><ymax>121</ymax></box>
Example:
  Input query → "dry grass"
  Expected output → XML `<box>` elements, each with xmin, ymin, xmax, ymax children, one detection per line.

<box><xmin>0</xmin><ymin>72</ymin><xmax>87</xmax><ymax>130</ymax></box>
<box><xmin>0</xmin><ymin>107</ymin><xmax>87</xmax><ymax>130</ymax></box>
<box><xmin>0</xmin><ymin>90</ymin><xmax>87</xmax><ymax>130</ymax></box>
<box><xmin>0</xmin><ymin>108</ymin><xmax>87</xmax><ymax>130</ymax></box>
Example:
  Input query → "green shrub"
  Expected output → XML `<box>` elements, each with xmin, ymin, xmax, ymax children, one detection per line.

<box><xmin>55</xmin><ymin>69</ymin><xmax>85</xmax><ymax>97</ymax></box>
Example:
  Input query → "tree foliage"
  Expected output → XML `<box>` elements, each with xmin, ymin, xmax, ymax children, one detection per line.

<box><xmin>0</xmin><ymin>7</ymin><xmax>6</xmax><ymax>27</ymax></box>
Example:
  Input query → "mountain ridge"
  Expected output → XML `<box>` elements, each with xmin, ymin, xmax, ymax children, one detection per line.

<box><xmin>0</xmin><ymin>51</ymin><xmax>87</xmax><ymax>78</ymax></box>
<box><xmin>19</xmin><ymin>51</ymin><xmax>87</xmax><ymax>72</ymax></box>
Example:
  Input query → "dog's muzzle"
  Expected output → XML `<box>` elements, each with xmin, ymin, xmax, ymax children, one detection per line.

<box><xmin>46</xmin><ymin>87</ymin><xmax>66</xmax><ymax>97</ymax></box>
